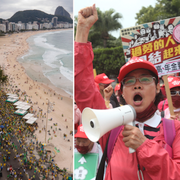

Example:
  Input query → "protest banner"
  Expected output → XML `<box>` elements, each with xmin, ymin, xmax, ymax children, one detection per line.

<box><xmin>74</xmin><ymin>152</ymin><xmax>98</xmax><ymax>180</ymax></box>
<box><xmin>120</xmin><ymin>16</ymin><xmax>180</xmax><ymax>115</ymax></box>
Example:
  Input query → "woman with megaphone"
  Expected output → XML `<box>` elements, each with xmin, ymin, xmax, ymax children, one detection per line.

<box><xmin>75</xmin><ymin>4</ymin><xmax>180</xmax><ymax>180</ymax></box>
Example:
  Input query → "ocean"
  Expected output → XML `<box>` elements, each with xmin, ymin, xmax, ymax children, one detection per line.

<box><xmin>18</xmin><ymin>29</ymin><xmax>73</xmax><ymax>96</ymax></box>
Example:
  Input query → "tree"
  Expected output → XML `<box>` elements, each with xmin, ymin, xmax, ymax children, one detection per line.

<box><xmin>74</xmin><ymin>9</ymin><xmax>123</xmax><ymax>48</ymax></box>
<box><xmin>135</xmin><ymin>0</ymin><xmax>180</xmax><ymax>25</ymax></box>
<box><xmin>158</xmin><ymin>0</ymin><xmax>180</xmax><ymax>18</ymax></box>
<box><xmin>93</xmin><ymin>46</ymin><xmax>125</xmax><ymax>77</ymax></box>
<box><xmin>92</xmin><ymin>8</ymin><xmax>123</xmax><ymax>48</ymax></box>
<box><xmin>0</xmin><ymin>67</ymin><xmax>8</xmax><ymax>86</ymax></box>
<box><xmin>74</xmin><ymin>15</ymin><xmax>78</xmax><ymax>38</ymax></box>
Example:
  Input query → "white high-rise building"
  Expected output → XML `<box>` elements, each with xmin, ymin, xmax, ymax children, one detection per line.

<box><xmin>0</xmin><ymin>24</ymin><xmax>6</xmax><ymax>32</ymax></box>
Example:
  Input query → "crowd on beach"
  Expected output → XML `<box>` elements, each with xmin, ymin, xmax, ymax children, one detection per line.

<box><xmin>0</xmin><ymin>88</ymin><xmax>73</xmax><ymax>180</ymax></box>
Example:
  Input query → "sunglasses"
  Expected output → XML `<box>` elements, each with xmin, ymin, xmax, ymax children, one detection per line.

<box><xmin>121</xmin><ymin>75</ymin><xmax>156</xmax><ymax>86</ymax></box>
<box><xmin>170</xmin><ymin>90</ymin><xmax>180</xmax><ymax>96</ymax></box>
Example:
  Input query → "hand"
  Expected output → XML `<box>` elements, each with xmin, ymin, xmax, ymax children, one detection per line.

<box><xmin>76</xmin><ymin>4</ymin><xmax>98</xmax><ymax>43</ymax></box>
<box><xmin>170</xmin><ymin>114</ymin><xmax>180</xmax><ymax>120</ymax></box>
<box><xmin>122</xmin><ymin>125</ymin><xmax>147</xmax><ymax>150</ymax></box>
<box><xmin>104</xmin><ymin>85</ymin><xmax>113</xmax><ymax>101</ymax></box>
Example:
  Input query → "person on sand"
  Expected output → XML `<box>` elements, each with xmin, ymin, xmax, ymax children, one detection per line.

<box><xmin>75</xmin><ymin>4</ymin><xmax>180</xmax><ymax>180</ymax></box>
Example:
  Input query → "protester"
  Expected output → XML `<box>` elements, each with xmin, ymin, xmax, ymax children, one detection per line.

<box><xmin>95</xmin><ymin>73</ymin><xmax>119</xmax><ymax>108</ymax></box>
<box><xmin>75</xmin><ymin>4</ymin><xmax>180</xmax><ymax>179</ymax></box>
<box><xmin>74</xmin><ymin>124</ymin><xmax>103</xmax><ymax>170</ymax></box>
<box><xmin>114</xmin><ymin>83</ymin><xmax>121</xmax><ymax>104</ymax></box>
<box><xmin>163</xmin><ymin>76</ymin><xmax>180</xmax><ymax>120</ymax></box>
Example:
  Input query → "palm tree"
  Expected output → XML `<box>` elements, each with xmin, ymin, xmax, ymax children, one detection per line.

<box><xmin>74</xmin><ymin>15</ymin><xmax>78</xmax><ymax>39</ymax></box>
<box><xmin>93</xmin><ymin>8</ymin><xmax>123</xmax><ymax>48</ymax></box>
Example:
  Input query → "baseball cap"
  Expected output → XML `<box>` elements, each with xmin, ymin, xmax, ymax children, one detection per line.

<box><xmin>168</xmin><ymin>76</ymin><xmax>180</xmax><ymax>89</ymax></box>
<box><xmin>74</xmin><ymin>124</ymin><xmax>88</xmax><ymax>139</ymax></box>
<box><xmin>95</xmin><ymin>73</ymin><xmax>115</xmax><ymax>84</ymax></box>
<box><xmin>114</xmin><ymin>83</ymin><xmax>121</xmax><ymax>93</ymax></box>
<box><xmin>118</xmin><ymin>57</ymin><xmax>158</xmax><ymax>83</ymax></box>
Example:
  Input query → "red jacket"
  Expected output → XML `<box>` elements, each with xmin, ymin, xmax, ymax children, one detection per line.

<box><xmin>75</xmin><ymin>41</ymin><xmax>180</xmax><ymax>180</ymax></box>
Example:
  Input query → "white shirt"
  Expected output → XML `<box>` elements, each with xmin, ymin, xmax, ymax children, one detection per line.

<box><xmin>135</xmin><ymin>111</ymin><xmax>161</xmax><ymax>135</ymax></box>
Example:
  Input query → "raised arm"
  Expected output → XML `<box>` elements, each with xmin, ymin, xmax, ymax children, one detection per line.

<box><xmin>75</xmin><ymin>4</ymin><xmax>98</xmax><ymax>43</ymax></box>
<box><xmin>75</xmin><ymin>4</ymin><xmax>107</xmax><ymax>112</ymax></box>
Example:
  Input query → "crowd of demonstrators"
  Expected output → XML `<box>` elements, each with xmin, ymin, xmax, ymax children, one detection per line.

<box><xmin>0</xmin><ymin>90</ymin><xmax>72</xmax><ymax>180</ymax></box>
<box><xmin>75</xmin><ymin>4</ymin><xmax>180</xmax><ymax>180</ymax></box>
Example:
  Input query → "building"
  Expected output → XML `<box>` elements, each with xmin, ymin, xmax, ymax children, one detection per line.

<box><xmin>0</xmin><ymin>24</ymin><xmax>6</xmax><ymax>32</ymax></box>
<box><xmin>52</xmin><ymin>17</ymin><xmax>58</xmax><ymax>27</ymax></box>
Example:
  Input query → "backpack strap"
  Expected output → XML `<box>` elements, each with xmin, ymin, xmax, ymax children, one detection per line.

<box><xmin>162</xmin><ymin>118</ymin><xmax>175</xmax><ymax>147</ymax></box>
<box><xmin>107</xmin><ymin>126</ymin><xmax>123</xmax><ymax>162</ymax></box>
<box><xmin>161</xmin><ymin>100</ymin><xmax>166</xmax><ymax>118</ymax></box>
<box><xmin>95</xmin><ymin>136</ymin><xmax>109</xmax><ymax>180</ymax></box>
<box><xmin>162</xmin><ymin>100</ymin><xmax>166</xmax><ymax>111</ymax></box>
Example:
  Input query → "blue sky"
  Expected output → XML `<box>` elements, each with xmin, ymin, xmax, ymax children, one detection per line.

<box><xmin>74</xmin><ymin>0</ymin><xmax>157</xmax><ymax>38</ymax></box>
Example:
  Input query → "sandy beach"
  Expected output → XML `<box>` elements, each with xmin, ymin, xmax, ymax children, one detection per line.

<box><xmin>0</xmin><ymin>29</ymin><xmax>73</xmax><ymax>172</ymax></box>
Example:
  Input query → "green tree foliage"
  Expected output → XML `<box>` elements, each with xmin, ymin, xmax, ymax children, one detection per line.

<box><xmin>92</xmin><ymin>8</ymin><xmax>122</xmax><ymax>48</ymax></box>
<box><xmin>135</xmin><ymin>0</ymin><xmax>180</xmax><ymax>25</ymax></box>
<box><xmin>0</xmin><ymin>67</ymin><xmax>8</xmax><ymax>85</ymax></box>
<box><xmin>74</xmin><ymin>8</ymin><xmax>124</xmax><ymax>77</ymax></box>
<box><xmin>93</xmin><ymin>46</ymin><xmax>125</xmax><ymax>77</ymax></box>
<box><xmin>8</xmin><ymin>10</ymin><xmax>72</xmax><ymax>23</ymax></box>
<box><xmin>74</xmin><ymin>15</ymin><xmax>78</xmax><ymax>38</ymax></box>
<box><xmin>74</xmin><ymin>8</ymin><xmax>123</xmax><ymax>48</ymax></box>
<box><xmin>0</xmin><ymin>31</ymin><xmax>5</xmax><ymax>36</ymax></box>
<box><xmin>158</xmin><ymin>0</ymin><xmax>180</xmax><ymax>17</ymax></box>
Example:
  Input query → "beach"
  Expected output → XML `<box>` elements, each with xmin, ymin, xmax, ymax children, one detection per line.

<box><xmin>0</xmin><ymin>29</ymin><xmax>73</xmax><ymax>172</ymax></box>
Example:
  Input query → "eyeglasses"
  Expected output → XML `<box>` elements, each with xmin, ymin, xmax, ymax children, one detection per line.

<box><xmin>121</xmin><ymin>75</ymin><xmax>156</xmax><ymax>86</ymax></box>
<box><xmin>170</xmin><ymin>90</ymin><xmax>180</xmax><ymax>96</ymax></box>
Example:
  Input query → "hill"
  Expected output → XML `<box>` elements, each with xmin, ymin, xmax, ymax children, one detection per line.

<box><xmin>55</xmin><ymin>6</ymin><xmax>71</xmax><ymax>19</ymax></box>
<box><xmin>8</xmin><ymin>9</ymin><xmax>72</xmax><ymax>23</ymax></box>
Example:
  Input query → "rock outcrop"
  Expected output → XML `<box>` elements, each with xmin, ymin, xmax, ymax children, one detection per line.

<box><xmin>55</xmin><ymin>6</ymin><xmax>70</xmax><ymax>19</ymax></box>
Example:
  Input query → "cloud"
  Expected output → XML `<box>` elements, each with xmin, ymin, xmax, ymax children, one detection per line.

<box><xmin>0</xmin><ymin>0</ymin><xmax>73</xmax><ymax>19</ymax></box>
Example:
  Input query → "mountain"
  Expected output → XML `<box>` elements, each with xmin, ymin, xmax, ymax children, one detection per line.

<box><xmin>7</xmin><ymin>9</ymin><xmax>72</xmax><ymax>23</ymax></box>
<box><xmin>55</xmin><ymin>6</ymin><xmax>71</xmax><ymax>19</ymax></box>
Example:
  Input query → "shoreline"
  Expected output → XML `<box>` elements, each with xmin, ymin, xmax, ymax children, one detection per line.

<box><xmin>0</xmin><ymin>29</ymin><xmax>73</xmax><ymax>172</ymax></box>
<box><xmin>17</xmin><ymin>29</ymin><xmax>73</xmax><ymax>98</ymax></box>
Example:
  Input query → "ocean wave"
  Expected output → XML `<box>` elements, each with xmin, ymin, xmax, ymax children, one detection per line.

<box><xmin>34</xmin><ymin>34</ymin><xmax>71</xmax><ymax>54</ymax></box>
<box><xmin>42</xmin><ymin>51</ymin><xmax>61</xmax><ymax>68</ymax></box>
<box><xmin>20</xmin><ymin>49</ymin><xmax>34</xmax><ymax>59</ymax></box>
<box><xmin>59</xmin><ymin>65</ymin><xmax>73</xmax><ymax>82</ymax></box>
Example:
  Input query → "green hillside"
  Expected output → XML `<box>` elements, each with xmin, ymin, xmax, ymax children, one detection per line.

<box><xmin>8</xmin><ymin>10</ymin><xmax>72</xmax><ymax>23</ymax></box>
